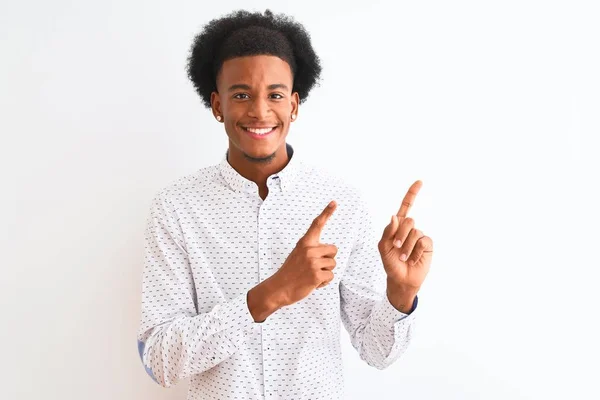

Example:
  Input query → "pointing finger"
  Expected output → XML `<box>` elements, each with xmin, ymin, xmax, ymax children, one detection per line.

<box><xmin>302</xmin><ymin>200</ymin><xmax>337</xmax><ymax>245</ymax></box>
<box><xmin>397</xmin><ymin>180</ymin><xmax>423</xmax><ymax>219</ymax></box>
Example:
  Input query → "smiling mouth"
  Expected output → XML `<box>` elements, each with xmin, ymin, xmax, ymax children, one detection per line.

<box><xmin>242</xmin><ymin>126</ymin><xmax>278</xmax><ymax>136</ymax></box>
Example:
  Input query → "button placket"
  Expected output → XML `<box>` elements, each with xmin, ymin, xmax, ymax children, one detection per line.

<box><xmin>258</xmin><ymin>201</ymin><xmax>274</xmax><ymax>398</ymax></box>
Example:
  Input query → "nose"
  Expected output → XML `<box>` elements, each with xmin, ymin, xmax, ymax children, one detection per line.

<box><xmin>247</xmin><ymin>97</ymin><xmax>270</xmax><ymax>120</ymax></box>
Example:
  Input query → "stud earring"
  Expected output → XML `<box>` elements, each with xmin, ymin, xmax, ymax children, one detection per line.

<box><xmin>291</xmin><ymin>114</ymin><xmax>296</xmax><ymax>120</ymax></box>
<box><xmin>216</xmin><ymin>115</ymin><xmax>222</xmax><ymax>121</ymax></box>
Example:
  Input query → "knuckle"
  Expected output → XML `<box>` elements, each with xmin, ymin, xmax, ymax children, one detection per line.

<box><xmin>424</xmin><ymin>236</ymin><xmax>433</xmax><ymax>249</ymax></box>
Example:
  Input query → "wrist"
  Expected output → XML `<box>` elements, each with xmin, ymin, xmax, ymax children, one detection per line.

<box><xmin>386</xmin><ymin>279</ymin><xmax>419</xmax><ymax>314</ymax></box>
<box><xmin>247</xmin><ymin>276</ymin><xmax>285</xmax><ymax>322</ymax></box>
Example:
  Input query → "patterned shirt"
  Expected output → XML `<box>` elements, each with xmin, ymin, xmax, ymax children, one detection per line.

<box><xmin>137</xmin><ymin>143</ymin><xmax>418</xmax><ymax>400</ymax></box>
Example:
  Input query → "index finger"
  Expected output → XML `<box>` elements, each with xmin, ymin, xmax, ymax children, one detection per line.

<box><xmin>397</xmin><ymin>180</ymin><xmax>422</xmax><ymax>219</ymax></box>
<box><xmin>303</xmin><ymin>200</ymin><xmax>337</xmax><ymax>245</ymax></box>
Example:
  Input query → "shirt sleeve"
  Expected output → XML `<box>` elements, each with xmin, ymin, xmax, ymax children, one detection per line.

<box><xmin>136</xmin><ymin>192</ymin><xmax>257</xmax><ymax>387</ymax></box>
<box><xmin>339</xmin><ymin>193</ymin><xmax>418</xmax><ymax>370</ymax></box>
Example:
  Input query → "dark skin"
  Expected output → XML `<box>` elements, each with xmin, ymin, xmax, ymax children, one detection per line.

<box><xmin>210</xmin><ymin>55</ymin><xmax>299</xmax><ymax>200</ymax></box>
<box><xmin>208</xmin><ymin>55</ymin><xmax>431</xmax><ymax>320</ymax></box>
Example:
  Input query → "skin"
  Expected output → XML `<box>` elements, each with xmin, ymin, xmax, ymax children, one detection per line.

<box><xmin>210</xmin><ymin>55</ymin><xmax>299</xmax><ymax>200</ymax></box>
<box><xmin>209</xmin><ymin>54</ymin><xmax>433</xmax><ymax>317</ymax></box>
<box><xmin>378</xmin><ymin>180</ymin><xmax>434</xmax><ymax>311</ymax></box>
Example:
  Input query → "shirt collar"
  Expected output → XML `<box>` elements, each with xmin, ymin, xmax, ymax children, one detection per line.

<box><xmin>218</xmin><ymin>143</ymin><xmax>300</xmax><ymax>194</ymax></box>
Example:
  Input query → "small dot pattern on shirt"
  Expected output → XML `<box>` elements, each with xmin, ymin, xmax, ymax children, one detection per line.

<box><xmin>137</xmin><ymin>143</ymin><xmax>418</xmax><ymax>400</ymax></box>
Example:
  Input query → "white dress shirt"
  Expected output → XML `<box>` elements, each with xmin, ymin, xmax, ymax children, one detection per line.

<box><xmin>137</xmin><ymin>143</ymin><xmax>418</xmax><ymax>400</ymax></box>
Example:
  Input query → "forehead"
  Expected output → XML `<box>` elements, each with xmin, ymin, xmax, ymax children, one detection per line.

<box><xmin>217</xmin><ymin>55</ymin><xmax>293</xmax><ymax>88</ymax></box>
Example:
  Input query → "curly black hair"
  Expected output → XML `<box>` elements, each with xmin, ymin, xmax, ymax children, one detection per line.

<box><xmin>186</xmin><ymin>9</ymin><xmax>322</xmax><ymax>109</ymax></box>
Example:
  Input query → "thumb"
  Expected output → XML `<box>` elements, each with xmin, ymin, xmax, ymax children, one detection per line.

<box><xmin>302</xmin><ymin>200</ymin><xmax>337</xmax><ymax>245</ymax></box>
<box><xmin>380</xmin><ymin>215</ymin><xmax>399</xmax><ymax>252</ymax></box>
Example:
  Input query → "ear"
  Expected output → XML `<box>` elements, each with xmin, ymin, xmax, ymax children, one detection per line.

<box><xmin>291</xmin><ymin>91</ymin><xmax>299</xmax><ymax>117</ymax></box>
<box><xmin>210</xmin><ymin>91</ymin><xmax>222</xmax><ymax>119</ymax></box>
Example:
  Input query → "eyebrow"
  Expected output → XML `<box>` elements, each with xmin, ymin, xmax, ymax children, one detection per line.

<box><xmin>227</xmin><ymin>83</ymin><xmax>289</xmax><ymax>92</ymax></box>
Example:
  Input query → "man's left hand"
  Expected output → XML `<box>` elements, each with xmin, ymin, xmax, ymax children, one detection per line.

<box><xmin>378</xmin><ymin>180</ymin><xmax>433</xmax><ymax>299</ymax></box>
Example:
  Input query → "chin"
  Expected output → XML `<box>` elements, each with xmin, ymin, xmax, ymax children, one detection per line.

<box><xmin>241</xmin><ymin>147</ymin><xmax>278</xmax><ymax>163</ymax></box>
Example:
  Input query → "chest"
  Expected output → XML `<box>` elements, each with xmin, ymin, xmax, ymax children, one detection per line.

<box><xmin>180</xmin><ymin>194</ymin><xmax>356</xmax><ymax>302</ymax></box>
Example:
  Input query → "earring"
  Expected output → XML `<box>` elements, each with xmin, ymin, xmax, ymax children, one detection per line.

<box><xmin>291</xmin><ymin>114</ymin><xmax>296</xmax><ymax>120</ymax></box>
<box><xmin>216</xmin><ymin>115</ymin><xmax>222</xmax><ymax>121</ymax></box>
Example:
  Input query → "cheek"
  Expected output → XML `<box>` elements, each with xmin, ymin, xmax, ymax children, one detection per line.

<box><xmin>223</xmin><ymin>107</ymin><xmax>245</xmax><ymax>126</ymax></box>
<box><xmin>276</xmin><ymin>104</ymin><xmax>293</xmax><ymax>120</ymax></box>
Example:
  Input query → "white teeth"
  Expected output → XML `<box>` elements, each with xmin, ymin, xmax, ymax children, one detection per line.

<box><xmin>245</xmin><ymin>127</ymin><xmax>275</xmax><ymax>135</ymax></box>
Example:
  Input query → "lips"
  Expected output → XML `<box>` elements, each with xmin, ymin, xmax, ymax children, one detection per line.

<box><xmin>241</xmin><ymin>125</ymin><xmax>278</xmax><ymax>139</ymax></box>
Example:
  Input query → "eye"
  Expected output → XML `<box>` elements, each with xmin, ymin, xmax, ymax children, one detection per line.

<box><xmin>233</xmin><ymin>93</ymin><xmax>249</xmax><ymax>99</ymax></box>
<box><xmin>270</xmin><ymin>93</ymin><xmax>284</xmax><ymax>99</ymax></box>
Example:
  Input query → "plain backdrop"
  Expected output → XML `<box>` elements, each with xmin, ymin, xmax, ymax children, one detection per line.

<box><xmin>2</xmin><ymin>0</ymin><xmax>599</xmax><ymax>399</ymax></box>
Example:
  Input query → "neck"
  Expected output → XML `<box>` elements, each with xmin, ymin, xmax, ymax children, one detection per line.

<box><xmin>226</xmin><ymin>142</ymin><xmax>290</xmax><ymax>188</ymax></box>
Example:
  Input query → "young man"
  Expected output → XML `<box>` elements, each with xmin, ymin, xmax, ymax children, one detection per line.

<box><xmin>137</xmin><ymin>9</ymin><xmax>433</xmax><ymax>400</ymax></box>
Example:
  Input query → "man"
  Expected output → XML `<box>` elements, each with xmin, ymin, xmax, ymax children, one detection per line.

<box><xmin>137</xmin><ymin>9</ymin><xmax>433</xmax><ymax>400</ymax></box>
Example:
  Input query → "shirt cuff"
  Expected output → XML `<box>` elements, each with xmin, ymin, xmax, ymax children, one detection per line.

<box><xmin>373</xmin><ymin>294</ymin><xmax>418</xmax><ymax>327</ymax></box>
<box><xmin>408</xmin><ymin>295</ymin><xmax>418</xmax><ymax>314</ymax></box>
<box><xmin>218</xmin><ymin>293</ymin><xmax>257</xmax><ymax>345</ymax></box>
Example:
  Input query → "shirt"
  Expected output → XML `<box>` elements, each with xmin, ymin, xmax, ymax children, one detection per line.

<box><xmin>137</xmin><ymin>143</ymin><xmax>418</xmax><ymax>400</ymax></box>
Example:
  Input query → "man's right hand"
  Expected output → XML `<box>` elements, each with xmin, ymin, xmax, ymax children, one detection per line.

<box><xmin>273</xmin><ymin>200</ymin><xmax>338</xmax><ymax>306</ymax></box>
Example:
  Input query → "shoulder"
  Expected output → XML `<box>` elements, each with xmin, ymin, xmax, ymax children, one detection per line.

<box><xmin>295</xmin><ymin>161</ymin><xmax>369</xmax><ymax>216</ymax></box>
<box><xmin>297</xmin><ymin>160</ymin><xmax>364</xmax><ymax>199</ymax></box>
<box><xmin>150</xmin><ymin>163</ymin><xmax>220</xmax><ymax>207</ymax></box>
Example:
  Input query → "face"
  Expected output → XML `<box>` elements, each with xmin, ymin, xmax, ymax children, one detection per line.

<box><xmin>211</xmin><ymin>55</ymin><xmax>299</xmax><ymax>163</ymax></box>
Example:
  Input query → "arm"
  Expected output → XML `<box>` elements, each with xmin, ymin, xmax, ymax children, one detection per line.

<box><xmin>339</xmin><ymin>195</ymin><xmax>418</xmax><ymax>370</ymax></box>
<box><xmin>137</xmin><ymin>192</ymin><xmax>276</xmax><ymax>387</ymax></box>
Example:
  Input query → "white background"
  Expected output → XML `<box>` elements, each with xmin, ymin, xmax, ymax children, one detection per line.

<box><xmin>2</xmin><ymin>0</ymin><xmax>599</xmax><ymax>399</ymax></box>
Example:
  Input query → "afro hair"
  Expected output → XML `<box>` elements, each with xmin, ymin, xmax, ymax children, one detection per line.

<box><xmin>186</xmin><ymin>9</ymin><xmax>322</xmax><ymax>109</ymax></box>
